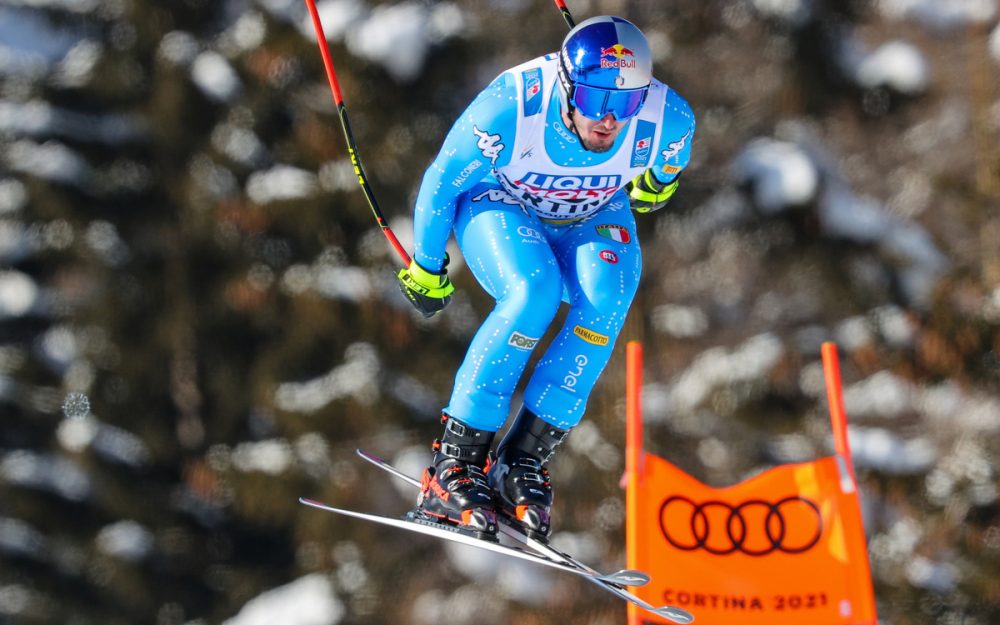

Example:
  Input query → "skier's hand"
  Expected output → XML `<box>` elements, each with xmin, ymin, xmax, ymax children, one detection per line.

<box><xmin>396</xmin><ymin>258</ymin><xmax>454</xmax><ymax>318</ymax></box>
<box><xmin>626</xmin><ymin>169</ymin><xmax>680</xmax><ymax>214</ymax></box>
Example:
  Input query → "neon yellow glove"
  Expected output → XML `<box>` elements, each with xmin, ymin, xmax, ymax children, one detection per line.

<box><xmin>626</xmin><ymin>169</ymin><xmax>680</xmax><ymax>213</ymax></box>
<box><xmin>396</xmin><ymin>258</ymin><xmax>455</xmax><ymax>318</ymax></box>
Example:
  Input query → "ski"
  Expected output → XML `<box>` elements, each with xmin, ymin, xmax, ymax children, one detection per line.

<box><xmin>299</xmin><ymin>497</ymin><xmax>649</xmax><ymax>586</ymax></box>
<box><xmin>353</xmin><ymin>448</ymin><xmax>695</xmax><ymax>624</ymax></box>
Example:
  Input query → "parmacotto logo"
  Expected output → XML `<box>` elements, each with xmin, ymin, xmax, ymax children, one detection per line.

<box><xmin>574</xmin><ymin>325</ymin><xmax>609</xmax><ymax>346</ymax></box>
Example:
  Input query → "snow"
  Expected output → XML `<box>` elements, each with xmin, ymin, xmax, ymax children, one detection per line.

<box><xmin>905</xmin><ymin>555</ymin><xmax>959</xmax><ymax>592</ymax></box>
<box><xmin>0</xmin><ymin>100</ymin><xmax>143</xmax><ymax>144</ymax></box>
<box><xmin>231</xmin><ymin>439</ymin><xmax>294</xmax><ymax>475</ymax></box>
<box><xmin>749</xmin><ymin>0</ymin><xmax>813</xmax><ymax>26</ymax></box>
<box><xmin>991</xmin><ymin>22</ymin><xmax>1000</xmax><ymax>64</ymax></box>
<box><xmin>56</xmin><ymin>416</ymin><xmax>150</xmax><ymax>466</ymax></box>
<box><xmin>2</xmin><ymin>0</ymin><xmax>99</xmax><ymax>12</ymax></box>
<box><xmin>731</xmin><ymin>138</ymin><xmax>819</xmax><ymax>212</ymax></box>
<box><xmin>0</xmin><ymin>7</ymin><xmax>85</xmax><ymax>78</ymax></box>
<box><xmin>297</xmin><ymin>0</ymin><xmax>466</xmax><ymax>82</ymax></box>
<box><xmin>842</xmin><ymin>370</ymin><xmax>914</xmax><ymax>419</ymax></box>
<box><xmin>191</xmin><ymin>51</ymin><xmax>243</xmax><ymax>103</ymax></box>
<box><xmin>877</xmin><ymin>0</ymin><xmax>997</xmax><ymax>29</ymax></box>
<box><xmin>0</xmin><ymin>271</ymin><xmax>39</xmax><ymax>319</ymax></box>
<box><xmin>669</xmin><ymin>333</ymin><xmax>785</xmax><ymax>411</ymax></box>
<box><xmin>274</xmin><ymin>343</ymin><xmax>380</xmax><ymax>412</ymax></box>
<box><xmin>246</xmin><ymin>165</ymin><xmax>318</xmax><ymax>204</ymax></box>
<box><xmin>413</xmin><ymin>584</ymin><xmax>508</xmax><ymax>625</ymax></box>
<box><xmin>848</xmin><ymin>426</ymin><xmax>937</xmax><ymax>474</ymax></box>
<box><xmin>51</xmin><ymin>40</ymin><xmax>102</xmax><ymax>87</ymax></box>
<box><xmin>221</xmin><ymin>573</ymin><xmax>344</xmax><ymax>625</ymax></box>
<box><xmin>158</xmin><ymin>31</ymin><xmax>200</xmax><ymax>67</ymax></box>
<box><xmin>853</xmin><ymin>40</ymin><xmax>929</xmax><ymax>94</ymax></box>
<box><xmin>0</xmin><ymin>517</ymin><xmax>47</xmax><ymax>559</ymax></box>
<box><xmin>0</xmin><ymin>179</ymin><xmax>27</xmax><ymax>215</ymax></box>
<box><xmin>0</xmin><ymin>584</ymin><xmax>33</xmax><ymax>617</ymax></box>
<box><xmin>84</xmin><ymin>220</ymin><xmax>130</xmax><ymax>266</ymax></box>
<box><xmin>314</xmin><ymin>266</ymin><xmax>372</xmax><ymax>301</ymax></box>
<box><xmin>217</xmin><ymin>11</ymin><xmax>268</xmax><ymax>57</ymax></box>
<box><xmin>3</xmin><ymin>140</ymin><xmax>92</xmax><ymax>186</ymax></box>
<box><xmin>0</xmin><ymin>450</ymin><xmax>92</xmax><ymax>501</ymax></box>
<box><xmin>346</xmin><ymin>2</ymin><xmax>434</xmax><ymax>83</ymax></box>
<box><xmin>651</xmin><ymin>303</ymin><xmax>710</xmax><ymax>338</ymax></box>
<box><xmin>441</xmin><ymin>541</ymin><xmax>552</xmax><ymax>598</ymax></box>
<box><xmin>299</xmin><ymin>0</ymin><xmax>368</xmax><ymax>42</ymax></box>
<box><xmin>95</xmin><ymin>520</ymin><xmax>154</xmax><ymax>562</ymax></box>
<box><xmin>35</xmin><ymin>325</ymin><xmax>78</xmax><ymax>374</ymax></box>
<box><xmin>212</xmin><ymin>123</ymin><xmax>269</xmax><ymax>167</ymax></box>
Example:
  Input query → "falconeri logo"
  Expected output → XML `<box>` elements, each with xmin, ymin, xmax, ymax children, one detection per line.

<box><xmin>573</xmin><ymin>325</ymin><xmax>609</xmax><ymax>346</ymax></box>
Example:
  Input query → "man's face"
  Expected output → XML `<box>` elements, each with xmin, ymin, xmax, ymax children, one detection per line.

<box><xmin>568</xmin><ymin>109</ymin><xmax>628</xmax><ymax>153</ymax></box>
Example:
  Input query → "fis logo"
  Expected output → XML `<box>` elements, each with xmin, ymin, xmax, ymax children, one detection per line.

<box><xmin>522</xmin><ymin>68</ymin><xmax>543</xmax><ymax>117</ymax></box>
<box><xmin>600</xmin><ymin>44</ymin><xmax>637</xmax><ymax>69</ymax></box>
<box><xmin>630</xmin><ymin>120</ymin><xmax>656</xmax><ymax>168</ymax></box>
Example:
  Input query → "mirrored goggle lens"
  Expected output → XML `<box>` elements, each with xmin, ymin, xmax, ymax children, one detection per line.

<box><xmin>571</xmin><ymin>85</ymin><xmax>647</xmax><ymax>120</ymax></box>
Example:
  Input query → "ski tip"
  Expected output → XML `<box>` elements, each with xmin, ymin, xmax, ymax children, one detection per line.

<box><xmin>654</xmin><ymin>606</ymin><xmax>695</xmax><ymax>624</ymax></box>
<box><xmin>603</xmin><ymin>569</ymin><xmax>650</xmax><ymax>587</ymax></box>
<box><xmin>356</xmin><ymin>448</ymin><xmax>383</xmax><ymax>463</ymax></box>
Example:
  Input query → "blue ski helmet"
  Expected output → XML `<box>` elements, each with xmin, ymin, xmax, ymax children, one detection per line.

<box><xmin>558</xmin><ymin>16</ymin><xmax>652</xmax><ymax>121</ymax></box>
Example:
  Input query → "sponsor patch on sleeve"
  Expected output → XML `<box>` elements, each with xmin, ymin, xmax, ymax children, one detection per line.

<box><xmin>595</xmin><ymin>224</ymin><xmax>631</xmax><ymax>244</ymax></box>
<box><xmin>522</xmin><ymin>68</ymin><xmax>543</xmax><ymax>117</ymax></box>
<box><xmin>573</xmin><ymin>325</ymin><xmax>610</xmax><ymax>346</ymax></box>
<box><xmin>508</xmin><ymin>331</ymin><xmax>540</xmax><ymax>350</ymax></box>
<box><xmin>630</xmin><ymin>120</ymin><xmax>656</xmax><ymax>168</ymax></box>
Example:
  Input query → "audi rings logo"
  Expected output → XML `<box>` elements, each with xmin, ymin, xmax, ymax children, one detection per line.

<box><xmin>659</xmin><ymin>496</ymin><xmax>823</xmax><ymax>556</ymax></box>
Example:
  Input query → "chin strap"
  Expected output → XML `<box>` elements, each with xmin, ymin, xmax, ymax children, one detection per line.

<box><xmin>558</xmin><ymin>94</ymin><xmax>595</xmax><ymax>153</ymax></box>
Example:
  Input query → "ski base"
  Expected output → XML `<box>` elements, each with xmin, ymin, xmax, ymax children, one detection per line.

<box><xmin>346</xmin><ymin>448</ymin><xmax>695</xmax><ymax>624</ymax></box>
<box><xmin>299</xmin><ymin>497</ymin><xmax>653</xmax><ymax>587</ymax></box>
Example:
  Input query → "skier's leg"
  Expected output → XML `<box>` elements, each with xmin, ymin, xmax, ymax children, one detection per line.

<box><xmin>492</xmin><ymin>194</ymin><xmax>641</xmax><ymax>537</ymax></box>
<box><xmin>443</xmin><ymin>183</ymin><xmax>564</xmax><ymax>431</ymax></box>
<box><xmin>418</xmin><ymin>184</ymin><xmax>563</xmax><ymax>536</ymax></box>
<box><xmin>523</xmin><ymin>194</ymin><xmax>641</xmax><ymax>428</ymax></box>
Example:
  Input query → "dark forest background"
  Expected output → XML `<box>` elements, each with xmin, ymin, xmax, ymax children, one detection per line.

<box><xmin>1</xmin><ymin>0</ymin><xmax>999</xmax><ymax>623</ymax></box>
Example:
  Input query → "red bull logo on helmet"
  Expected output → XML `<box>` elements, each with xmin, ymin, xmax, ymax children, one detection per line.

<box><xmin>600</xmin><ymin>44</ymin><xmax>637</xmax><ymax>69</ymax></box>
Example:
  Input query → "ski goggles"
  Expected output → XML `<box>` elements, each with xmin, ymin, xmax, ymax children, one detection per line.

<box><xmin>569</xmin><ymin>83</ymin><xmax>648</xmax><ymax>121</ymax></box>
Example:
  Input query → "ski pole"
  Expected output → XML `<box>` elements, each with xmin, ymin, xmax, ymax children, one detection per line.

<box><xmin>303</xmin><ymin>0</ymin><xmax>411</xmax><ymax>267</ymax></box>
<box><xmin>552</xmin><ymin>0</ymin><xmax>577</xmax><ymax>29</ymax></box>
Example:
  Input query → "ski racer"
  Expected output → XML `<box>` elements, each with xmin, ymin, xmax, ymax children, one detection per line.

<box><xmin>396</xmin><ymin>16</ymin><xmax>696</xmax><ymax>540</ymax></box>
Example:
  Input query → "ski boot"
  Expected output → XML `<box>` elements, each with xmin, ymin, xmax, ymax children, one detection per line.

<box><xmin>489</xmin><ymin>406</ymin><xmax>569</xmax><ymax>541</ymax></box>
<box><xmin>414</xmin><ymin>414</ymin><xmax>499</xmax><ymax>541</ymax></box>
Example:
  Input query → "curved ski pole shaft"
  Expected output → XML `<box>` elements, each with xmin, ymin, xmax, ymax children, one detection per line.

<box><xmin>303</xmin><ymin>0</ymin><xmax>411</xmax><ymax>266</ymax></box>
<box><xmin>552</xmin><ymin>0</ymin><xmax>576</xmax><ymax>29</ymax></box>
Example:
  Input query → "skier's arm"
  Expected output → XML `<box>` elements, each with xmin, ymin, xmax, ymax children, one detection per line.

<box><xmin>411</xmin><ymin>73</ymin><xmax>517</xmax><ymax>272</ymax></box>
<box><xmin>627</xmin><ymin>90</ymin><xmax>695</xmax><ymax>214</ymax></box>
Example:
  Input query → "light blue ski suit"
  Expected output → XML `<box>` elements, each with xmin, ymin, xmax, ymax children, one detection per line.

<box><xmin>412</xmin><ymin>54</ymin><xmax>695</xmax><ymax>431</ymax></box>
